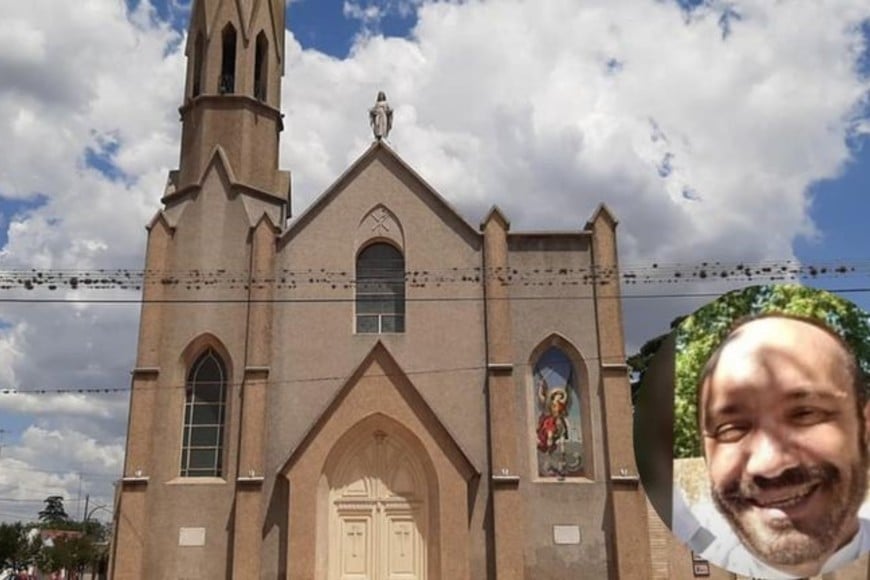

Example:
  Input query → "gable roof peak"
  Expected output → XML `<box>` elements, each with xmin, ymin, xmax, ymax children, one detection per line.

<box><xmin>282</xmin><ymin>140</ymin><xmax>479</xmax><ymax>242</ymax></box>
<box><xmin>480</xmin><ymin>205</ymin><xmax>511</xmax><ymax>231</ymax></box>
<box><xmin>585</xmin><ymin>203</ymin><xmax>619</xmax><ymax>230</ymax></box>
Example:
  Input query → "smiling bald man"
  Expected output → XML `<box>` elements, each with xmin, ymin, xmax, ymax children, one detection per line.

<box><xmin>695</xmin><ymin>313</ymin><xmax>870</xmax><ymax>578</ymax></box>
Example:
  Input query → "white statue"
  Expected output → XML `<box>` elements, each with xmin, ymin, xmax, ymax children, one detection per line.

<box><xmin>369</xmin><ymin>91</ymin><xmax>393</xmax><ymax>141</ymax></box>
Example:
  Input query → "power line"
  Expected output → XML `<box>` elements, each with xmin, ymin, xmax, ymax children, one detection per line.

<box><xmin>1</xmin><ymin>280</ymin><xmax>870</xmax><ymax>395</ymax></box>
<box><xmin>0</xmin><ymin>497</ymin><xmax>83</xmax><ymax>504</ymax></box>
<box><xmin>0</xmin><ymin>258</ymin><xmax>865</xmax><ymax>294</ymax></box>
<box><xmin>0</xmin><ymin>361</ymin><xmax>502</xmax><ymax>396</ymax></box>
<box><xmin>1</xmin><ymin>286</ymin><xmax>869</xmax><ymax>305</ymax></box>
<box><xmin>0</xmin><ymin>464</ymin><xmax>120</xmax><ymax>479</ymax></box>
<box><xmin>0</xmin><ymin>350</ymin><xmax>642</xmax><ymax>396</ymax></box>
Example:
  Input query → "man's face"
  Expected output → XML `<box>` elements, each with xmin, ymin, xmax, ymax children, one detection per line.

<box><xmin>700</xmin><ymin>317</ymin><xmax>870</xmax><ymax>572</ymax></box>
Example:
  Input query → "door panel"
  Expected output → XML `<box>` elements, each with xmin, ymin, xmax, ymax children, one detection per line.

<box><xmin>339</xmin><ymin>516</ymin><xmax>372</xmax><ymax>580</ymax></box>
<box><xmin>329</xmin><ymin>433</ymin><xmax>427</xmax><ymax>580</ymax></box>
<box><xmin>384</xmin><ymin>513</ymin><xmax>419</xmax><ymax>580</ymax></box>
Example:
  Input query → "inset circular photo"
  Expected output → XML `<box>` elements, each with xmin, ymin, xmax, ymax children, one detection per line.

<box><xmin>635</xmin><ymin>284</ymin><xmax>870</xmax><ymax>579</ymax></box>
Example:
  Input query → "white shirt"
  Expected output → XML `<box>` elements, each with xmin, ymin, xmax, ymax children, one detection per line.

<box><xmin>674</xmin><ymin>488</ymin><xmax>870</xmax><ymax>579</ymax></box>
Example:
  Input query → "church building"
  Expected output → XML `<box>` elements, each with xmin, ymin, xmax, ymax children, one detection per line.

<box><xmin>110</xmin><ymin>1</ymin><xmax>653</xmax><ymax>578</ymax></box>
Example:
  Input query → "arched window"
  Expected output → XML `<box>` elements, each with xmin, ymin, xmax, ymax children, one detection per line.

<box><xmin>533</xmin><ymin>346</ymin><xmax>584</xmax><ymax>478</ymax></box>
<box><xmin>254</xmin><ymin>31</ymin><xmax>268</xmax><ymax>102</ymax></box>
<box><xmin>192</xmin><ymin>32</ymin><xmax>204</xmax><ymax>97</ymax></box>
<box><xmin>181</xmin><ymin>349</ymin><xmax>227</xmax><ymax>477</ymax></box>
<box><xmin>219</xmin><ymin>24</ymin><xmax>237</xmax><ymax>94</ymax></box>
<box><xmin>356</xmin><ymin>243</ymin><xmax>405</xmax><ymax>333</ymax></box>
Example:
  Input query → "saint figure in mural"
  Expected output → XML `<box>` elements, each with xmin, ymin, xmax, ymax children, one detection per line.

<box><xmin>536</xmin><ymin>379</ymin><xmax>569</xmax><ymax>453</ymax></box>
<box><xmin>534</xmin><ymin>347</ymin><xmax>583</xmax><ymax>477</ymax></box>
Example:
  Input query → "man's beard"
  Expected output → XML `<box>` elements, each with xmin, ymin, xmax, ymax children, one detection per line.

<box><xmin>711</xmin><ymin>460</ymin><xmax>867</xmax><ymax>567</ymax></box>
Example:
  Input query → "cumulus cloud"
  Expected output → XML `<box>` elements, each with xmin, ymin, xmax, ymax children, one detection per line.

<box><xmin>0</xmin><ymin>0</ymin><xmax>867</xmax><ymax>522</ymax></box>
<box><xmin>0</xmin><ymin>427</ymin><xmax>122</xmax><ymax>522</ymax></box>
<box><xmin>286</xmin><ymin>0</ymin><xmax>868</xmax><ymax>263</ymax></box>
<box><xmin>281</xmin><ymin>0</ymin><xmax>869</xmax><ymax>340</ymax></box>
<box><xmin>0</xmin><ymin>0</ymin><xmax>179</xmax><ymax>521</ymax></box>
<box><xmin>343</xmin><ymin>0</ymin><xmax>425</xmax><ymax>38</ymax></box>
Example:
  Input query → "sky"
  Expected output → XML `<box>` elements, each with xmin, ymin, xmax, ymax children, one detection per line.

<box><xmin>0</xmin><ymin>0</ymin><xmax>867</xmax><ymax>523</ymax></box>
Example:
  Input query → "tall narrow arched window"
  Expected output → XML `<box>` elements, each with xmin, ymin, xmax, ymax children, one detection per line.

<box><xmin>533</xmin><ymin>346</ymin><xmax>584</xmax><ymax>478</ymax></box>
<box><xmin>192</xmin><ymin>32</ymin><xmax>204</xmax><ymax>97</ymax></box>
<box><xmin>181</xmin><ymin>349</ymin><xmax>227</xmax><ymax>477</ymax></box>
<box><xmin>356</xmin><ymin>243</ymin><xmax>405</xmax><ymax>333</ymax></box>
<box><xmin>254</xmin><ymin>31</ymin><xmax>268</xmax><ymax>102</ymax></box>
<box><xmin>219</xmin><ymin>24</ymin><xmax>237</xmax><ymax>94</ymax></box>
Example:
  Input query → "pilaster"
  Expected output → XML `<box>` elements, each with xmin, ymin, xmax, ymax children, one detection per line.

<box><xmin>482</xmin><ymin>207</ymin><xmax>525</xmax><ymax>580</ymax></box>
<box><xmin>587</xmin><ymin>205</ymin><xmax>652</xmax><ymax>579</ymax></box>
<box><xmin>231</xmin><ymin>216</ymin><xmax>276</xmax><ymax>580</ymax></box>
<box><xmin>113</xmin><ymin>215</ymin><xmax>173</xmax><ymax>579</ymax></box>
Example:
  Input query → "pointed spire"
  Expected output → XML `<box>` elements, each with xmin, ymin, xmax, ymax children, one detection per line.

<box><xmin>184</xmin><ymin>0</ymin><xmax>285</xmax><ymax>103</ymax></box>
<box><xmin>174</xmin><ymin>0</ymin><xmax>289</xmax><ymax>204</ymax></box>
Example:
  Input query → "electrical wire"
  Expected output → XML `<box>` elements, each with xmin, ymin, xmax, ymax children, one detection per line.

<box><xmin>0</xmin><ymin>257</ymin><xmax>865</xmax><ymax>295</ymax></box>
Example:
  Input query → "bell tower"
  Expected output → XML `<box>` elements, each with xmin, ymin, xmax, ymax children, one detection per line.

<box><xmin>111</xmin><ymin>2</ymin><xmax>288</xmax><ymax>578</ymax></box>
<box><xmin>175</xmin><ymin>0</ymin><xmax>290</xmax><ymax>203</ymax></box>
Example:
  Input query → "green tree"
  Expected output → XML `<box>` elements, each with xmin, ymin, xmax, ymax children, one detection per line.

<box><xmin>30</xmin><ymin>519</ymin><xmax>110</xmax><ymax>579</ymax></box>
<box><xmin>674</xmin><ymin>284</ymin><xmax>870</xmax><ymax>458</ymax></box>
<box><xmin>37</xmin><ymin>532</ymin><xmax>100</xmax><ymax>579</ymax></box>
<box><xmin>0</xmin><ymin>521</ymin><xmax>39</xmax><ymax>573</ymax></box>
<box><xmin>627</xmin><ymin>315</ymin><xmax>686</xmax><ymax>403</ymax></box>
<box><xmin>38</xmin><ymin>495</ymin><xmax>69</xmax><ymax>525</ymax></box>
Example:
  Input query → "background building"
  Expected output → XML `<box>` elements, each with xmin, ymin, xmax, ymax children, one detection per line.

<box><xmin>110</xmin><ymin>1</ymin><xmax>651</xmax><ymax>578</ymax></box>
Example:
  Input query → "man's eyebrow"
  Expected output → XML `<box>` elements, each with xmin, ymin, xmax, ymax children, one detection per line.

<box><xmin>703</xmin><ymin>402</ymin><xmax>746</xmax><ymax>430</ymax></box>
<box><xmin>782</xmin><ymin>388</ymin><xmax>842</xmax><ymax>402</ymax></box>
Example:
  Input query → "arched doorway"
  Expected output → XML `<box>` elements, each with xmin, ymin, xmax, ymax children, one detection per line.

<box><xmin>326</xmin><ymin>429</ymin><xmax>428</xmax><ymax>580</ymax></box>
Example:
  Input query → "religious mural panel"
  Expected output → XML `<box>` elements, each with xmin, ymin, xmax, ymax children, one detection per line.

<box><xmin>534</xmin><ymin>346</ymin><xmax>583</xmax><ymax>478</ymax></box>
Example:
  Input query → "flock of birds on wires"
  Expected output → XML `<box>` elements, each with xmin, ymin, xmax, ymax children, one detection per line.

<box><xmin>0</xmin><ymin>258</ymin><xmax>863</xmax><ymax>300</ymax></box>
<box><xmin>0</xmin><ymin>257</ymin><xmax>867</xmax><ymax>398</ymax></box>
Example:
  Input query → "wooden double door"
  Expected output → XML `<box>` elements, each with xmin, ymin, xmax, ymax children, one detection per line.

<box><xmin>328</xmin><ymin>432</ymin><xmax>428</xmax><ymax>580</ymax></box>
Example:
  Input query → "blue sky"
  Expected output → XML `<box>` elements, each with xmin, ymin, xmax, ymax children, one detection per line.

<box><xmin>119</xmin><ymin>0</ymin><xmax>870</xmax><ymax>263</ymax></box>
<box><xmin>122</xmin><ymin>0</ymin><xmax>870</xmax><ymax>309</ymax></box>
<box><xmin>0</xmin><ymin>0</ymin><xmax>867</xmax><ymax>522</ymax></box>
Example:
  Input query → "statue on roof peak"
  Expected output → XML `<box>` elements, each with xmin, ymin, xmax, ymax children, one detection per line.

<box><xmin>369</xmin><ymin>91</ymin><xmax>393</xmax><ymax>141</ymax></box>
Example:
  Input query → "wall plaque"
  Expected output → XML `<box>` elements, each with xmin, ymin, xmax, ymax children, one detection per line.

<box><xmin>552</xmin><ymin>525</ymin><xmax>581</xmax><ymax>545</ymax></box>
<box><xmin>178</xmin><ymin>527</ymin><xmax>206</xmax><ymax>547</ymax></box>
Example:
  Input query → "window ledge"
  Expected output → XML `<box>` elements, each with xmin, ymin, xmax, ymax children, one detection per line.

<box><xmin>354</xmin><ymin>332</ymin><xmax>406</xmax><ymax>336</ymax></box>
<box><xmin>532</xmin><ymin>476</ymin><xmax>597</xmax><ymax>484</ymax></box>
<box><xmin>167</xmin><ymin>476</ymin><xmax>227</xmax><ymax>485</ymax></box>
<box><xmin>600</xmin><ymin>362</ymin><xmax>629</xmax><ymax>371</ymax></box>
<box><xmin>611</xmin><ymin>474</ymin><xmax>640</xmax><ymax>486</ymax></box>
<box><xmin>487</xmin><ymin>363</ymin><xmax>513</xmax><ymax>372</ymax></box>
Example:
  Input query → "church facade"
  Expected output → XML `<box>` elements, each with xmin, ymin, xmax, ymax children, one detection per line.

<box><xmin>110</xmin><ymin>1</ymin><xmax>653</xmax><ymax>578</ymax></box>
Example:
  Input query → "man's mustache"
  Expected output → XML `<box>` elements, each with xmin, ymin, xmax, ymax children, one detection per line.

<box><xmin>719</xmin><ymin>463</ymin><xmax>839</xmax><ymax>502</ymax></box>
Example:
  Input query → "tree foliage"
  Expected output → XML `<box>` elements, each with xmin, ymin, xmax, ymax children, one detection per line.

<box><xmin>38</xmin><ymin>496</ymin><xmax>69</xmax><ymax>525</ymax></box>
<box><xmin>627</xmin><ymin>315</ymin><xmax>685</xmax><ymax>403</ymax></box>
<box><xmin>1</xmin><ymin>496</ymin><xmax>109</xmax><ymax>577</ymax></box>
<box><xmin>35</xmin><ymin>532</ymin><xmax>104</xmax><ymax>578</ymax></box>
<box><xmin>674</xmin><ymin>284</ymin><xmax>870</xmax><ymax>458</ymax></box>
<box><xmin>0</xmin><ymin>522</ymin><xmax>39</xmax><ymax>573</ymax></box>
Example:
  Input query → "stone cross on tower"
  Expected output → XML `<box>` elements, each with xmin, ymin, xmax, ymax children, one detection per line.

<box><xmin>369</xmin><ymin>91</ymin><xmax>393</xmax><ymax>141</ymax></box>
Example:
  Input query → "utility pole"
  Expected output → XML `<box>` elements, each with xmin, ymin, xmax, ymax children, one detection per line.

<box><xmin>77</xmin><ymin>471</ymin><xmax>83</xmax><ymax>519</ymax></box>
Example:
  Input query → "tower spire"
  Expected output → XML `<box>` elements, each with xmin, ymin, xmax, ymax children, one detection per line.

<box><xmin>172</xmin><ymin>0</ymin><xmax>289</xmax><ymax>204</ymax></box>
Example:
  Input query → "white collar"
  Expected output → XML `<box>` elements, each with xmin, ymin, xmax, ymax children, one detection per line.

<box><xmin>694</xmin><ymin>504</ymin><xmax>870</xmax><ymax>578</ymax></box>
